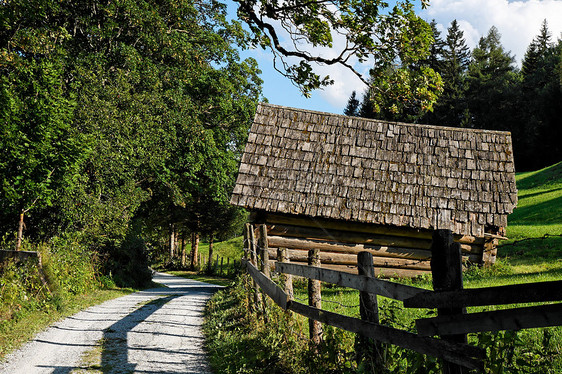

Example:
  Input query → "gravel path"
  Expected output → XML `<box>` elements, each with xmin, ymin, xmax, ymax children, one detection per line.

<box><xmin>0</xmin><ymin>272</ymin><xmax>223</xmax><ymax>374</ymax></box>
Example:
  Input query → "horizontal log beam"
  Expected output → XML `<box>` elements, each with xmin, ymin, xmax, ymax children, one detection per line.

<box><xmin>268</xmin><ymin>223</ymin><xmax>430</xmax><ymax>249</ymax></box>
<box><xmin>483</xmin><ymin>233</ymin><xmax>508</xmax><ymax>241</ymax></box>
<box><xmin>262</xmin><ymin>213</ymin><xmax>485</xmax><ymax>245</ymax></box>
<box><xmin>269</xmin><ymin>236</ymin><xmax>431</xmax><ymax>259</ymax></box>
<box><xmin>269</xmin><ymin>248</ymin><xmax>432</xmax><ymax>270</ymax></box>
<box><xmin>416</xmin><ymin>303</ymin><xmax>562</xmax><ymax>336</ymax></box>
<box><xmin>268</xmin><ymin>232</ymin><xmax>434</xmax><ymax>251</ymax></box>
<box><xmin>0</xmin><ymin>250</ymin><xmax>39</xmax><ymax>262</ymax></box>
<box><xmin>275</xmin><ymin>261</ymin><xmax>431</xmax><ymax>278</ymax></box>
<box><xmin>276</xmin><ymin>262</ymin><xmax>425</xmax><ymax>301</ymax></box>
<box><xmin>288</xmin><ymin>300</ymin><xmax>484</xmax><ymax>370</ymax></box>
<box><xmin>267</xmin><ymin>237</ymin><xmax>481</xmax><ymax>263</ymax></box>
<box><xmin>376</xmin><ymin>267</ymin><xmax>431</xmax><ymax>278</ymax></box>
<box><xmin>268</xmin><ymin>224</ymin><xmax>484</xmax><ymax>255</ymax></box>
<box><xmin>404</xmin><ymin>280</ymin><xmax>562</xmax><ymax>309</ymax></box>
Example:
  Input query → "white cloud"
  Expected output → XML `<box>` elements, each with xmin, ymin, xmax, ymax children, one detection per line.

<box><xmin>422</xmin><ymin>0</ymin><xmax>562</xmax><ymax>64</ymax></box>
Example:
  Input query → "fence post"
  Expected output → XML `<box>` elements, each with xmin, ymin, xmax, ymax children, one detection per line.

<box><xmin>244</xmin><ymin>223</ymin><xmax>251</xmax><ymax>261</ymax></box>
<box><xmin>308</xmin><ymin>248</ymin><xmax>322</xmax><ymax>348</ymax></box>
<box><xmin>257</xmin><ymin>224</ymin><xmax>271</xmax><ymax>322</ymax></box>
<box><xmin>258</xmin><ymin>224</ymin><xmax>270</xmax><ymax>278</ymax></box>
<box><xmin>357</xmin><ymin>251</ymin><xmax>383</xmax><ymax>371</ymax></box>
<box><xmin>431</xmin><ymin>229</ymin><xmax>467</xmax><ymax>374</ymax></box>
<box><xmin>246</xmin><ymin>223</ymin><xmax>262</xmax><ymax>313</ymax></box>
<box><xmin>277</xmin><ymin>247</ymin><xmax>293</xmax><ymax>299</ymax></box>
<box><xmin>220</xmin><ymin>257</ymin><xmax>224</xmax><ymax>275</ymax></box>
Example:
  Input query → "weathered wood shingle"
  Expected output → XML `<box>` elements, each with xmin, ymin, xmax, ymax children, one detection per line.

<box><xmin>231</xmin><ymin>103</ymin><xmax>518</xmax><ymax>237</ymax></box>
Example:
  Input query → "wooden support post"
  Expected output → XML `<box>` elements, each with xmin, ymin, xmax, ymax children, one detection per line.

<box><xmin>431</xmin><ymin>230</ymin><xmax>467</xmax><ymax>374</ymax></box>
<box><xmin>257</xmin><ymin>224</ymin><xmax>271</xmax><ymax>321</ymax></box>
<box><xmin>482</xmin><ymin>237</ymin><xmax>498</xmax><ymax>267</ymax></box>
<box><xmin>277</xmin><ymin>247</ymin><xmax>293</xmax><ymax>299</ymax></box>
<box><xmin>244</xmin><ymin>224</ymin><xmax>253</xmax><ymax>310</ymax></box>
<box><xmin>248</xmin><ymin>224</ymin><xmax>262</xmax><ymax>312</ymax></box>
<box><xmin>308</xmin><ymin>248</ymin><xmax>322</xmax><ymax>347</ymax></box>
<box><xmin>258</xmin><ymin>224</ymin><xmax>270</xmax><ymax>277</ymax></box>
<box><xmin>357</xmin><ymin>251</ymin><xmax>383</xmax><ymax>371</ymax></box>
<box><xmin>244</xmin><ymin>223</ymin><xmax>251</xmax><ymax>261</ymax></box>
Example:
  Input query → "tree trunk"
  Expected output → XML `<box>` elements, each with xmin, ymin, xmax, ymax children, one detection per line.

<box><xmin>181</xmin><ymin>233</ymin><xmax>186</xmax><ymax>267</ymax></box>
<box><xmin>170</xmin><ymin>223</ymin><xmax>176</xmax><ymax>258</ymax></box>
<box><xmin>207</xmin><ymin>235</ymin><xmax>214</xmax><ymax>273</ymax></box>
<box><xmin>190</xmin><ymin>232</ymin><xmax>199</xmax><ymax>269</ymax></box>
<box><xmin>15</xmin><ymin>213</ymin><xmax>24</xmax><ymax>251</ymax></box>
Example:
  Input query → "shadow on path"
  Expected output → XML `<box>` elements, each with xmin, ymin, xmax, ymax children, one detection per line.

<box><xmin>100</xmin><ymin>295</ymin><xmax>179</xmax><ymax>373</ymax></box>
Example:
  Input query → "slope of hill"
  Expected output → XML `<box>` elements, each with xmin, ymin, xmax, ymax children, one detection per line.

<box><xmin>507</xmin><ymin>161</ymin><xmax>562</xmax><ymax>239</ymax></box>
<box><xmin>499</xmin><ymin>161</ymin><xmax>562</xmax><ymax>274</ymax></box>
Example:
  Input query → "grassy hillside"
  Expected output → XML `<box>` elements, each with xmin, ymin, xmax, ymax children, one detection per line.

<box><xmin>197</xmin><ymin>236</ymin><xmax>244</xmax><ymax>261</ymax></box>
<box><xmin>498</xmin><ymin>161</ymin><xmax>562</xmax><ymax>276</ymax></box>
<box><xmin>506</xmin><ymin>161</ymin><xmax>562</xmax><ymax>239</ymax></box>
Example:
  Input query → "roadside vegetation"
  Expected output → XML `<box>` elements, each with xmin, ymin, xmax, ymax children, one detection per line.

<box><xmin>203</xmin><ymin>162</ymin><xmax>562</xmax><ymax>373</ymax></box>
<box><xmin>0</xmin><ymin>235</ymin><xmax>137</xmax><ymax>360</ymax></box>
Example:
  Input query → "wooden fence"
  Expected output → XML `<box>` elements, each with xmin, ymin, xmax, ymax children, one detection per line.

<box><xmin>197</xmin><ymin>252</ymin><xmax>239</xmax><ymax>277</ymax></box>
<box><xmin>243</xmin><ymin>223</ymin><xmax>562</xmax><ymax>373</ymax></box>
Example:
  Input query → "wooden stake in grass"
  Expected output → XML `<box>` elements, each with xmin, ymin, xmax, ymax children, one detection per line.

<box><xmin>357</xmin><ymin>251</ymin><xmax>383</xmax><ymax>371</ymax></box>
<box><xmin>248</xmin><ymin>224</ymin><xmax>262</xmax><ymax>313</ymax></box>
<box><xmin>308</xmin><ymin>248</ymin><xmax>322</xmax><ymax>348</ymax></box>
<box><xmin>277</xmin><ymin>247</ymin><xmax>293</xmax><ymax>299</ymax></box>
<box><xmin>431</xmin><ymin>229</ymin><xmax>467</xmax><ymax>374</ymax></box>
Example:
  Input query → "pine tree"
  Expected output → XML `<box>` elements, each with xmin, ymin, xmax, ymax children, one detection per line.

<box><xmin>465</xmin><ymin>26</ymin><xmax>519</xmax><ymax>134</ymax></box>
<box><xmin>522</xmin><ymin>20</ymin><xmax>552</xmax><ymax>77</ymax></box>
<box><xmin>343</xmin><ymin>91</ymin><xmax>360</xmax><ymax>116</ymax></box>
<box><xmin>425</xmin><ymin>19</ymin><xmax>471</xmax><ymax>127</ymax></box>
<box><xmin>518</xmin><ymin>20</ymin><xmax>561</xmax><ymax>170</ymax></box>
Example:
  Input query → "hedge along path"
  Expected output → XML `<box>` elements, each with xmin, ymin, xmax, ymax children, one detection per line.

<box><xmin>0</xmin><ymin>273</ymin><xmax>222</xmax><ymax>374</ymax></box>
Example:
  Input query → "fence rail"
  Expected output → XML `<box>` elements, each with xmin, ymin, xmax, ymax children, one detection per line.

<box><xmin>242</xmin><ymin>223</ymin><xmax>562</xmax><ymax>373</ymax></box>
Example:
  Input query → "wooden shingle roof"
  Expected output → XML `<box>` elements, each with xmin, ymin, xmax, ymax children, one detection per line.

<box><xmin>231</xmin><ymin>103</ymin><xmax>518</xmax><ymax>237</ymax></box>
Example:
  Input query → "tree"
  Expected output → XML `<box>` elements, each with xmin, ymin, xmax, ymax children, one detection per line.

<box><xmin>343</xmin><ymin>91</ymin><xmax>360</xmax><ymax>116</ymax></box>
<box><xmin>465</xmin><ymin>26</ymin><xmax>519</xmax><ymax>131</ymax></box>
<box><xmin>1</xmin><ymin>0</ymin><xmax>262</xmax><ymax>284</ymax></box>
<box><xmin>425</xmin><ymin>20</ymin><xmax>447</xmax><ymax>73</ymax></box>
<box><xmin>235</xmin><ymin>0</ymin><xmax>441</xmax><ymax>114</ymax></box>
<box><xmin>434</xmin><ymin>20</ymin><xmax>471</xmax><ymax>127</ymax></box>
<box><xmin>517</xmin><ymin>21</ymin><xmax>561</xmax><ymax>170</ymax></box>
<box><xmin>522</xmin><ymin>20</ymin><xmax>552</xmax><ymax>76</ymax></box>
<box><xmin>0</xmin><ymin>24</ymin><xmax>83</xmax><ymax>249</ymax></box>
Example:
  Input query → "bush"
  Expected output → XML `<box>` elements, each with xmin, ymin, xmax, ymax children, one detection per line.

<box><xmin>97</xmin><ymin>229</ymin><xmax>152</xmax><ymax>289</ymax></box>
<box><xmin>0</xmin><ymin>234</ymin><xmax>97</xmax><ymax>324</ymax></box>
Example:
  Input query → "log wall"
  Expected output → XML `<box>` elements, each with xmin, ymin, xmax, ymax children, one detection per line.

<box><xmin>251</xmin><ymin>212</ymin><xmax>496</xmax><ymax>277</ymax></box>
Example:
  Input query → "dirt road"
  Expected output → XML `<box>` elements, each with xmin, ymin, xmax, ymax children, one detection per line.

<box><xmin>0</xmin><ymin>272</ymin><xmax>223</xmax><ymax>374</ymax></box>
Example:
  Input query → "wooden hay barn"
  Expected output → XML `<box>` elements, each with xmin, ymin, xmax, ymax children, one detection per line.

<box><xmin>230</xmin><ymin>103</ymin><xmax>518</xmax><ymax>277</ymax></box>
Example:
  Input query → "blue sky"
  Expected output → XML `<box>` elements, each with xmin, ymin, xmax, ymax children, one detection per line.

<box><xmin>229</xmin><ymin>0</ymin><xmax>562</xmax><ymax>115</ymax></box>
